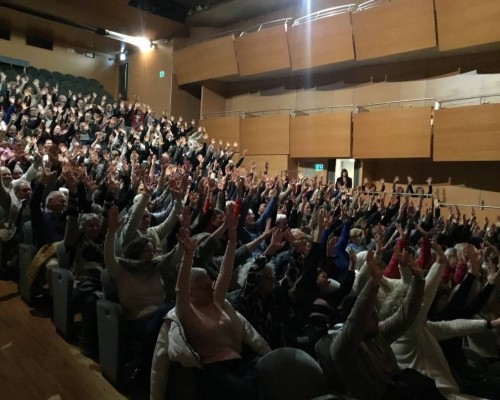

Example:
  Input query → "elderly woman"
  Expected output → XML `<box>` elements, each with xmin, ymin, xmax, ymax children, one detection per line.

<box><xmin>105</xmin><ymin>204</ymin><xmax>184</xmax><ymax>380</ymax></box>
<box><xmin>174</xmin><ymin>204</ymin><xmax>270</xmax><ymax>400</ymax></box>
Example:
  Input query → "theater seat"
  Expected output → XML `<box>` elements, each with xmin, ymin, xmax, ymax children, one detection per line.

<box><xmin>97</xmin><ymin>269</ymin><xmax>125</xmax><ymax>387</ymax></box>
<box><xmin>18</xmin><ymin>221</ymin><xmax>36</xmax><ymax>305</ymax></box>
<box><xmin>51</xmin><ymin>265</ymin><xmax>74</xmax><ymax>339</ymax></box>
<box><xmin>257</xmin><ymin>347</ymin><xmax>343</xmax><ymax>400</ymax></box>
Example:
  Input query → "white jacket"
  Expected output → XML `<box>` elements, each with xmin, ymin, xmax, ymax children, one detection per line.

<box><xmin>150</xmin><ymin>301</ymin><xmax>270</xmax><ymax>400</ymax></box>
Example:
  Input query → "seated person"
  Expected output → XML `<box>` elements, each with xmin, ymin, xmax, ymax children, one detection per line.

<box><xmin>330</xmin><ymin>250</ymin><xmax>444</xmax><ymax>400</ymax></box>
<box><xmin>104</xmin><ymin>205</ymin><xmax>184</xmax><ymax>380</ymax></box>
<box><xmin>174</xmin><ymin>204</ymin><xmax>270</xmax><ymax>400</ymax></box>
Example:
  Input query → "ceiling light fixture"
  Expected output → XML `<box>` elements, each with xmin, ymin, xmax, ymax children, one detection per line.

<box><xmin>105</xmin><ymin>30</ymin><xmax>153</xmax><ymax>51</ymax></box>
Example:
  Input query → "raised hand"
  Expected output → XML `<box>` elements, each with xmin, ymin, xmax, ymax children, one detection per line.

<box><xmin>367</xmin><ymin>250</ymin><xmax>383</xmax><ymax>284</ymax></box>
<box><xmin>327</xmin><ymin>235</ymin><xmax>338</xmax><ymax>257</ymax></box>
<box><xmin>407</xmin><ymin>253</ymin><xmax>424</xmax><ymax>279</ymax></box>
<box><xmin>178</xmin><ymin>206</ymin><xmax>192</xmax><ymax>230</ymax></box>
<box><xmin>142</xmin><ymin>175</ymin><xmax>154</xmax><ymax>195</ymax></box>
<box><xmin>177</xmin><ymin>228</ymin><xmax>196</xmax><ymax>255</ymax></box>
<box><xmin>431</xmin><ymin>240</ymin><xmax>447</xmax><ymax>266</ymax></box>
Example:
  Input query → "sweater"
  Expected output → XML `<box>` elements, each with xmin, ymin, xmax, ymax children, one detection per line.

<box><xmin>390</xmin><ymin>262</ymin><xmax>489</xmax><ymax>400</ymax></box>
<box><xmin>330</xmin><ymin>276</ymin><xmax>424</xmax><ymax>400</ymax></box>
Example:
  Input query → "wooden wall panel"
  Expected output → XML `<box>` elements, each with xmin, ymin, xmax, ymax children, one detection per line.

<box><xmin>433</xmin><ymin>104</ymin><xmax>500</xmax><ymax>161</ymax></box>
<box><xmin>199</xmin><ymin>116</ymin><xmax>240</xmax><ymax>147</ymax></box>
<box><xmin>289</xmin><ymin>112</ymin><xmax>351</xmax><ymax>158</ymax></box>
<box><xmin>201</xmin><ymin>86</ymin><xmax>226</xmax><ymax>116</ymax></box>
<box><xmin>287</xmin><ymin>13</ymin><xmax>354</xmax><ymax>71</ymax></box>
<box><xmin>235</xmin><ymin>25</ymin><xmax>291</xmax><ymax>76</ymax></box>
<box><xmin>239</xmin><ymin>155</ymin><xmax>292</xmax><ymax>177</ymax></box>
<box><xmin>173</xmin><ymin>36</ymin><xmax>239</xmax><ymax>85</ymax></box>
<box><xmin>352</xmin><ymin>0</ymin><xmax>436</xmax><ymax>60</ymax></box>
<box><xmin>436</xmin><ymin>0</ymin><xmax>500</xmax><ymax>51</ymax></box>
<box><xmin>353</xmin><ymin>107</ymin><xmax>432</xmax><ymax>158</ymax></box>
<box><xmin>240</xmin><ymin>115</ymin><xmax>290</xmax><ymax>155</ymax></box>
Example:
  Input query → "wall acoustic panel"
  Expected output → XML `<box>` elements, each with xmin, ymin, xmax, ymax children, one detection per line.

<box><xmin>173</xmin><ymin>35</ymin><xmax>239</xmax><ymax>85</ymax></box>
<box><xmin>290</xmin><ymin>112</ymin><xmax>351</xmax><ymax>158</ymax></box>
<box><xmin>199</xmin><ymin>116</ymin><xmax>240</xmax><ymax>148</ymax></box>
<box><xmin>240</xmin><ymin>115</ymin><xmax>290</xmax><ymax>155</ymax></box>
<box><xmin>435</xmin><ymin>0</ymin><xmax>500</xmax><ymax>51</ymax></box>
<box><xmin>240</xmin><ymin>155</ymin><xmax>293</xmax><ymax>177</ymax></box>
<box><xmin>353</xmin><ymin>107</ymin><xmax>432</xmax><ymax>158</ymax></box>
<box><xmin>235</xmin><ymin>25</ymin><xmax>291</xmax><ymax>76</ymax></box>
<box><xmin>287</xmin><ymin>12</ymin><xmax>354</xmax><ymax>71</ymax></box>
<box><xmin>433</xmin><ymin>104</ymin><xmax>500</xmax><ymax>161</ymax></box>
<box><xmin>352</xmin><ymin>0</ymin><xmax>436</xmax><ymax>60</ymax></box>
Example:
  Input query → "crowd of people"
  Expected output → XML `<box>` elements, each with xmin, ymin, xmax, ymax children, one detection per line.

<box><xmin>1</xmin><ymin>69</ymin><xmax>500</xmax><ymax>400</ymax></box>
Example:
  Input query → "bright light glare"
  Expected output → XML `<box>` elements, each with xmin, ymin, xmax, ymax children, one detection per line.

<box><xmin>107</xmin><ymin>30</ymin><xmax>152</xmax><ymax>51</ymax></box>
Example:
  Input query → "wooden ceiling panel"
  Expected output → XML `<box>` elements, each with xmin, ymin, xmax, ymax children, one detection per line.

<box><xmin>0</xmin><ymin>0</ymin><xmax>186</xmax><ymax>54</ymax></box>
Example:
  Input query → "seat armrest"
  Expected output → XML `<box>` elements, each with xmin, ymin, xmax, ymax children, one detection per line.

<box><xmin>97</xmin><ymin>298</ymin><xmax>124</xmax><ymax>386</ymax></box>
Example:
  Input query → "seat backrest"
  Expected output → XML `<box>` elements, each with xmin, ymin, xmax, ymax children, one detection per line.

<box><xmin>315</xmin><ymin>333</ymin><xmax>345</xmax><ymax>394</ymax></box>
<box><xmin>22</xmin><ymin>221</ymin><xmax>33</xmax><ymax>245</ymax></box>
<box><xmin>257</xmin><ymin>347</ymin><xmax>332</xmax><ymax>400</ymax></box>
<box><xmin>100</xmin><ymin>269</ymin><xmax>119</xmax><ymax>303</ymax></box>
<box><xmin>56</xmin><ymin>241</ymin><xmax>70</xmax><ymax>270</ymax></box>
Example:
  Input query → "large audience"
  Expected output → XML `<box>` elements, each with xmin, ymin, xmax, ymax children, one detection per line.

<box><xmin>1</xmin><ymin>69</ymin><xmax>500</xmax><ymax>400</ymax></box>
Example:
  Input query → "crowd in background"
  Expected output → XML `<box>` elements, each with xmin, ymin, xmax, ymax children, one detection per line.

<box><xmin>1</xmin><ymin>70</ymin><xmax>500</xmax><ymax>400</ymax></box>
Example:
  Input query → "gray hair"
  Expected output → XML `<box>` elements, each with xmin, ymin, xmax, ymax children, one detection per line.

<box><xmin>378</xmin><ymin>284</ymin><xmax>410</xmax><ymax>320</ymax></box>
<box><xmin>444</xmin><ymin>247</ymin><xmax>457</xmax><ymax>258</ymax></box>
<box><xmin>12</xmin><ymin>179</ymin><xmax>29</xmax><ymax>192</ymax></box>
<box><xmin>190</xmin><ymin>268</ymin><xmax>210</xmax><ymax>286</ymax></box>
<box><xmin>78</xmin><ymin>213</ymin><xmax>101</xmax><ymax>231</ymax></box>
<box><xmin>45</xmin><ymin>190</ymin><xmax>64</xmax><ymax>207</ymax></box>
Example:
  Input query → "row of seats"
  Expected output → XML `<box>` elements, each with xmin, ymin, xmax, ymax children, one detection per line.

<box><xmin>0</xmin><ymin>61</ymin><xmax>114</xmax><ymax>103</ymax></box>
<box><xmin>17</xmin><ymin>222</ymin><xmax>124</xmax><ymax>387</ymax></box>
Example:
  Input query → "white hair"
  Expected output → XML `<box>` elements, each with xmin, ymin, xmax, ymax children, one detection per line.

<box><xmin>190</xmin><ymin>268</ymin><xmax>209</xmax><ymax>285</ymax></box>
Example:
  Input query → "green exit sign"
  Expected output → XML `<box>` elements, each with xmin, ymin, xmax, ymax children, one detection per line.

<box><xmin>159</xmin><ymin>70</ymin><xmax>165</xmax><ymax>78</ymax></box>
<box><xmin>315</xmin><ymin>164</ymin><xmax>324</xmax><ymax>171</ymax></box>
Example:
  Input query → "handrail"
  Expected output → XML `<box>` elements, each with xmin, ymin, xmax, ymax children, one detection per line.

<box><xmin>292</xmin><ymin>5</ymin><xmax>356</xmax><ymax>27</ymax></box>
<box><xmin>177</xmin><ymin>29</ymin><xmax>240</xmax><ymax>49</ymax></box>
<box><xmin>357</xmin><ymin>191</ymin><xmax>434</xmax><ymax>198</ymax></box>
<box><xmin>357</xmin><ymin>97</ymin><xmax>435</xmax><ymax>109</ymax></box>
<box><xmin>439</xmin><ymin>202</ymin><xmax>500</xmax><ymax>210</ymax></box>
<box><xmin>437</xmin><ymin>92</ymin><xmax>500</xmax><ymax>105</ymax></box>
<box><xmin>201</xmin><ymin>111</ymin><xmax>244</xmax><ymax>118</ymax></box>
<box><xmin>295</xmin><ymin>104</ymin><xmax>354</xmax><ymax>114</ymax></box>
<box><xmin>239</xmin><ymin>18</ymin><xmax>292</xmax><ymax>36</ymax></box>
<box><xmin>243</xmin><ymin>109</ymin><xmax>293</xmax><ymax>117</ymax></box>
<box><xmin>356</xmin><ymin>0</ymin><xmax>387</xmax><ymax>12</ymax></box>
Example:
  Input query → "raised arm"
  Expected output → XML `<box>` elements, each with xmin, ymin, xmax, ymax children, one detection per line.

<box><xmin>379</xmin><ymin>253</ymin><xmax>425</xmax><ymax>343</ymax></box>
<box><xmin>331</xmin><ymin>250</ymin><xmax>382</xmax><ymax>355</ymax></box>
<box><xmin>121</xmin><ymin>192</ymin><xmax>149</xmax><ymax>245</ymax></box>
<box><xmin>149</xmin><ymin>196</ymin><xmax>182</xmax><ymax>241</ymax></box>
<box><xmin>104</xmin><ymin>206</ymin><xmax>122</xmax><ymax>280</ymax></box>
<box><xmin>214</xmin><ymin>205</ymin><xmax>237</xmax><ymax>304</ymax></box>
<box><xmin>175</xmin><ymin>228</ymin><xmax>197</xmax><ymax>322</ymax></box>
